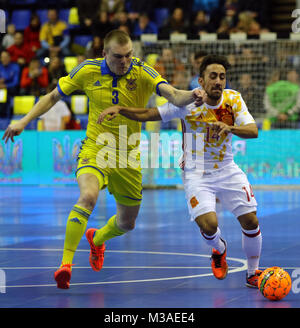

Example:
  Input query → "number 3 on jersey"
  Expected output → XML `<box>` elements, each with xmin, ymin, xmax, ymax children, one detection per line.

<box><xmin>112</xmin><ymin>90</ymin><xmax>119</xmax><ymax>104</ymax></box>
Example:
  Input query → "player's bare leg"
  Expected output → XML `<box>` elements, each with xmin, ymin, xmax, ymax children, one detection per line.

<box><xmin>195</xmin><ymin>212</ymin><xmax>228</xmax><ymax>280</ymax></box>
<box><xmin>237</xmin><ymin>211</ymin><xmax>262</xmax><ymax>287</ymax></box>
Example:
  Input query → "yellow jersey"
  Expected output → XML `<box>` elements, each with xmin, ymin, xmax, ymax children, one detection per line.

<box><xmin>58</xmin><ymin>57</ymin><xmax>167</xmax><ymax>150</ymax></box>
<box><xmin>39</xmin><ymin>21</ymin><xmax>68</xmax><ymax>46</ymax></box>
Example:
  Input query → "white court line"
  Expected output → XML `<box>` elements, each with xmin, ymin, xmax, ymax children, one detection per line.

<box><xmin>0</xmin><ymin>247</ymin><xmax>247</xmax><ymax>288</ymax></box>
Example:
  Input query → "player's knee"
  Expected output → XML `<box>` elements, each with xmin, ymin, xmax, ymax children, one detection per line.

<box><xmin>238</xmin><ymin>212</ymin><xmax>259</xmax><ymax>230</ymax></box>
<box><xmin>118</xmin><ymin>219</ymin><xmax>136</xmax><ymax>232</ymax></box>
<box><xmin>116</xmin><ymin>215</ymin><xmax>137</xmax><ymax>232</ymax></box>
<box><xmin>197</xmin><ymin>219</ymin><xmax>218</xmax><ymax>236</ymax></box>
<box><xmin>78</xmin><ymin>190</ymin><xmax>98</xmax><ymax>211</ymax></box>
<box><xmin>196</xmin><ymin>213</ymin><xmax>218</xmax><ymax>236</ymax></box>
<box><xmin>202</xmin><ymin>221</ymin><xmax>218</xmax><ymax>236</ymax></box>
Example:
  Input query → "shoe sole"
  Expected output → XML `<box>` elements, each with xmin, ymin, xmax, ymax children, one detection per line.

<box><xmin>54</xmin><ymin>270</ymin><xmax>71</xmax><ymax>289</ymax></box>
<box><xmin>245</xmin><ymin>282</ymin><xmax>258</xmax><ymax>288</ymax></box>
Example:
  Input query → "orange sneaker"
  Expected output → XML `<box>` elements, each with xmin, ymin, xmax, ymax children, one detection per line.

<box><xmin>246</xmin><ymin>270</ymin><xmax>263</xmax><ymax>288</ymax></box>
<box><xmin>86</xmin><ymin>228</ymin><xmax>106</xmax><ymax>272</ymax></box>
<box><xmin>211</xmin><ymin>240</ymin><xmax>228</xmax><ymax>280</ymax></box>
<box><xmin>54</xmin><ymin>263</ymin><xmax>73</xmax><ymax>289</ymax></box>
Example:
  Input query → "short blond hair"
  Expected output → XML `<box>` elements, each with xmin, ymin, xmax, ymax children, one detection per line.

<box><xmin>103</xmin><ymin>29</ymin><xmax>131</xmax><ymax>52</ymax></box>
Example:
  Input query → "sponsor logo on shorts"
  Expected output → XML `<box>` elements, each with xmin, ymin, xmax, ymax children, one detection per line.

<box><xmin>190</xmin><ymin>196</ymin><xmax>199</xmax><ymax>208</ymax></box>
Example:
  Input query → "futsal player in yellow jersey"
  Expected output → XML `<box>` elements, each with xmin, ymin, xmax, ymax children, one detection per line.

<box><xmin>3</xmin><ymin>30</ymin><xmax>204</xmax><ymax>289</ymax></box>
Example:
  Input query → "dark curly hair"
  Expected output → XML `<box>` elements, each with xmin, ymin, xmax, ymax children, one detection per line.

<box><xmin>199</xmin><ymin>55</ymin><xmax>231</xmax><ymax>77</ymax></box>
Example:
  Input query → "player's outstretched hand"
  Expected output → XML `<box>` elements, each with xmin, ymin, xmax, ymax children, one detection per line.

<box><xmin>97</xmin><ymin>106</ymin><xmax>121</xmax><ymax>124</ymax></box>
<box><xmin>2</xmin><ymin>121</ymin><xmax>26</xmax><ymax>143</ymax></box>
<box><xmin>193</xmin><ymin>89</ymin><xmax>207</xmax><ymax>106</ymax></box>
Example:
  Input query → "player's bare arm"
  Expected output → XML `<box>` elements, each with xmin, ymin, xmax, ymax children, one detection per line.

<box><xmin>211</xmin><ymin>121</ymin><xmax>258</xmax><ymax>139</ymax></box>
<box><xmin>2</xmin><ymin>87</ymin><xmax>62</xmax><ymax>143</ymax></box>
<box><xmin>97</xmin><ymin>106</ymin><xmax>161</xmax><ymax>123</ymax></box>
<box><xmin>158</xmin><ymin>83</ymin><xmax>207</xmax><ymax>107</ymax></box>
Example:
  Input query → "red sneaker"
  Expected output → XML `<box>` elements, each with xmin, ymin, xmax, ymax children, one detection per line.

<box><xmin>246</xmin><ymin>270</ymin><xmax>263</xmax><ymax>288</ymax></box>
<box><xmin>54</xmin><ymin>263</ymin><xmax>73</xmax><ymax>289</ymax></box>
<box><xmin>211</xmin><ymin>240</ymin><xmax>228</xmax><ymax>280</ymax></box>
<box><xmin>86</xmin><ymin>228</ymin><xmax>106</xmax><ymax>272</ymax></box>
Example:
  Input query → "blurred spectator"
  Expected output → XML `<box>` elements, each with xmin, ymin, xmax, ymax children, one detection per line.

<box><xmin>77</xmin><ymin>54</ymin><xmax>87</xmax><ymax>64</ymax></box>
<box><xmin>235</xmin><ymin>11</ymin><xmax>263</xmax><ymax>35</ymax></box>
<box><xmin>287</xmin><ymin>69</ymin><xmax>300</xmax><ymax>85</ymax></box>
<box><xmin>77</xmin><ymin>0</ymin><xmax>101</xmax><ymax>33</ymax></box>
<box><xmin>237</xmin><ymin>73</ymin><xmax>261</xmax><ymax>115</ymax></box>
<box><xmin>92</xmin><ymin>11</ymin><xmax>116</xmax><ymax>38</ymax></box>
<box><xmin>264</xmin><ymin>71</ymin><xmax>300</xmax><ymax>129</ymax></box>
<box><xmin>154</xmin><ymin>48</ymin><xmax>185</xmax><ymax>85</ymax></box>
<box><xmin>1</xmin><ymin>24</ymin><xmax>15</xmax><ymax>49</ymax></box>
<box><xmin>20</xmin><ymin>58</ymin><xmax>49</xmax><ymax>97</ymax></box>
<box><xmin>100</xmin><ymin>0</ymin><xmax>125</xmax><ymax>21</ymax></box>
<box><xmin>217</xmin><ymin>3</ymin><xmax>238</xmax><ymax>34</ymax></box>
<box><xmin>190</xmin><ymin>10</ymin><xmax>214</xmax><ymax>37</ymax></box>
<box><xmin>85</xmin><ymin>36</ymin><xmax>103</xmax><ymax>58</ymax></box>
<box><xmin>39</xmin><ymin>84</ymin><xmax>71</xmax><ymax>131</ymax></box>
<box><xmin>24</xmin><ymin>14</ymin><xmax>41</xmax><ymax>55</ymax></box>
<box><xmin>113</xmin><ymin>11</ymin><xmax>134</xmax><ymax>34</ymax></box>
<box><xmin>236</xmin><ymin>0</ymin><xmax>271</xmax><ymax>30</ymax></box>
<box><xmin>160</xmin><ymin>7</ymin><xmax>189</xmax><ymax>36</ymax></box>
<box><xmin>189</xmin><ymin>50</ymin><xmax>207</xmax><ymax>90</ymax></box>
<box><xmin>38</xmin><ymin>9</ymin><xmax>71</xmax><ymax>58</ymax></box>
<box><xmin>7</xmin><ymin>32</ymin><xmax>35</xmax><ymax>66</ymax></box>
<box><xmin>172</xmin><ymin>70</ymin><xmax>189</xmax><ymax>90</ymax></box>
<box><xmin>118</xmin><ymin>24</ymin><xmax>131</xmax><ymax>35</ymax></box>
<box><xmin>48</xmin><ymin>56</ymin><xmax>67</xmax><ymax>85</ymax></box>
<box><xmin>0</xmin><ymin>50</ymin><xmax>20</xmax><ymax>118</ymax></box>
<box><xmin>132</xmin><ymin>13</ymin><xmax>158</xmax><ymax>37</ymax></box>
<box><xmin>126</xmin><ymin>0</ymin><xmax>154</xmax><ymax>22</ymax></box>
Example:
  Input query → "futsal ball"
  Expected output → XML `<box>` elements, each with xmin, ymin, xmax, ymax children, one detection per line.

<box><xmin>258</xmin><ymin>266</ymin><xmax>291</xmax><ymax>301</ymax></box>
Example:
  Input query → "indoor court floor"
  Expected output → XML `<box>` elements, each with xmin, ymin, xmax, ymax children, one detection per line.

<box><xmin>0</xmin><ymin>186</ymin><xmax>299</xmax><ymax>308</ymax></box>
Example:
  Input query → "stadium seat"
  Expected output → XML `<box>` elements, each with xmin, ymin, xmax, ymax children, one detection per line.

<box><xmin>145</xmin><ymin>53</ymin><xmax>159</xmax><ymax>67</ymax></box>
<box><xmin>71</xmin><ymin>95</ymin><xmax>88</xmax><ymax>114</ymax></box>
<box><xmin>59</xmin><ymin>9</ymin><xmax>70</xmax><ymax>23</ymax></box>
<box><xmin>154</xmin><ymin>8</ymin><xmax>169</xmax><ymax>28</ymax></box>
<box><xmin>73</xmin><ymin>35</ymin><xmax>93</xmax><ymax>47</ymax></box>
<box><xmin>64</xmin><ymin>56</ymin><xmax>78</xmax><ymax>73</ymax></box>
<box><xmin>36</xmin><ymin>9</ymin><xmax>48</xmax><ymax>25</ymax></box>
<box><xmin>11</xmin><ymin>10</ymin><xmax>31</xmax><ymax>31</ymax></box>
<box><xmin>13</xmin><ymin>96</ymin><xmax>35</xmax><ymax>115</ymax></box>
<box><xmin>68</xmin><ymin>7</ymin><xmax>80</xmax><ymax>28</ymax></box>
<box><xmin>77</xmin><ymin>115</ymin><xmax>88</xmax><ymax>129</ymax></box>
<box><xmin>0</xmin><ymin>89</ymin><xmax>7</xmax><ymax>103</ymax></box>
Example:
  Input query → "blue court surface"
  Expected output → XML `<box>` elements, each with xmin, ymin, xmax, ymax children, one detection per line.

<box><xmin>0</xmin><ymin>186</ymin><xmax>299</xmax><ymax>309</ymax></box>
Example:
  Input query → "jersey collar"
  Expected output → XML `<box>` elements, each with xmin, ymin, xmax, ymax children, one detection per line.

<box><xmin>101</xmin><ymin>59</ymin><xmax>133</xmax><ymax>77</ymax></box>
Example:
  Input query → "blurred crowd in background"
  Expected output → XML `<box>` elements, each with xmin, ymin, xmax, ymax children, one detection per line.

<box><xmin>0</xmin><ymin>0</ymin><xmax>299</xmax><ymax>130</ymax></box>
